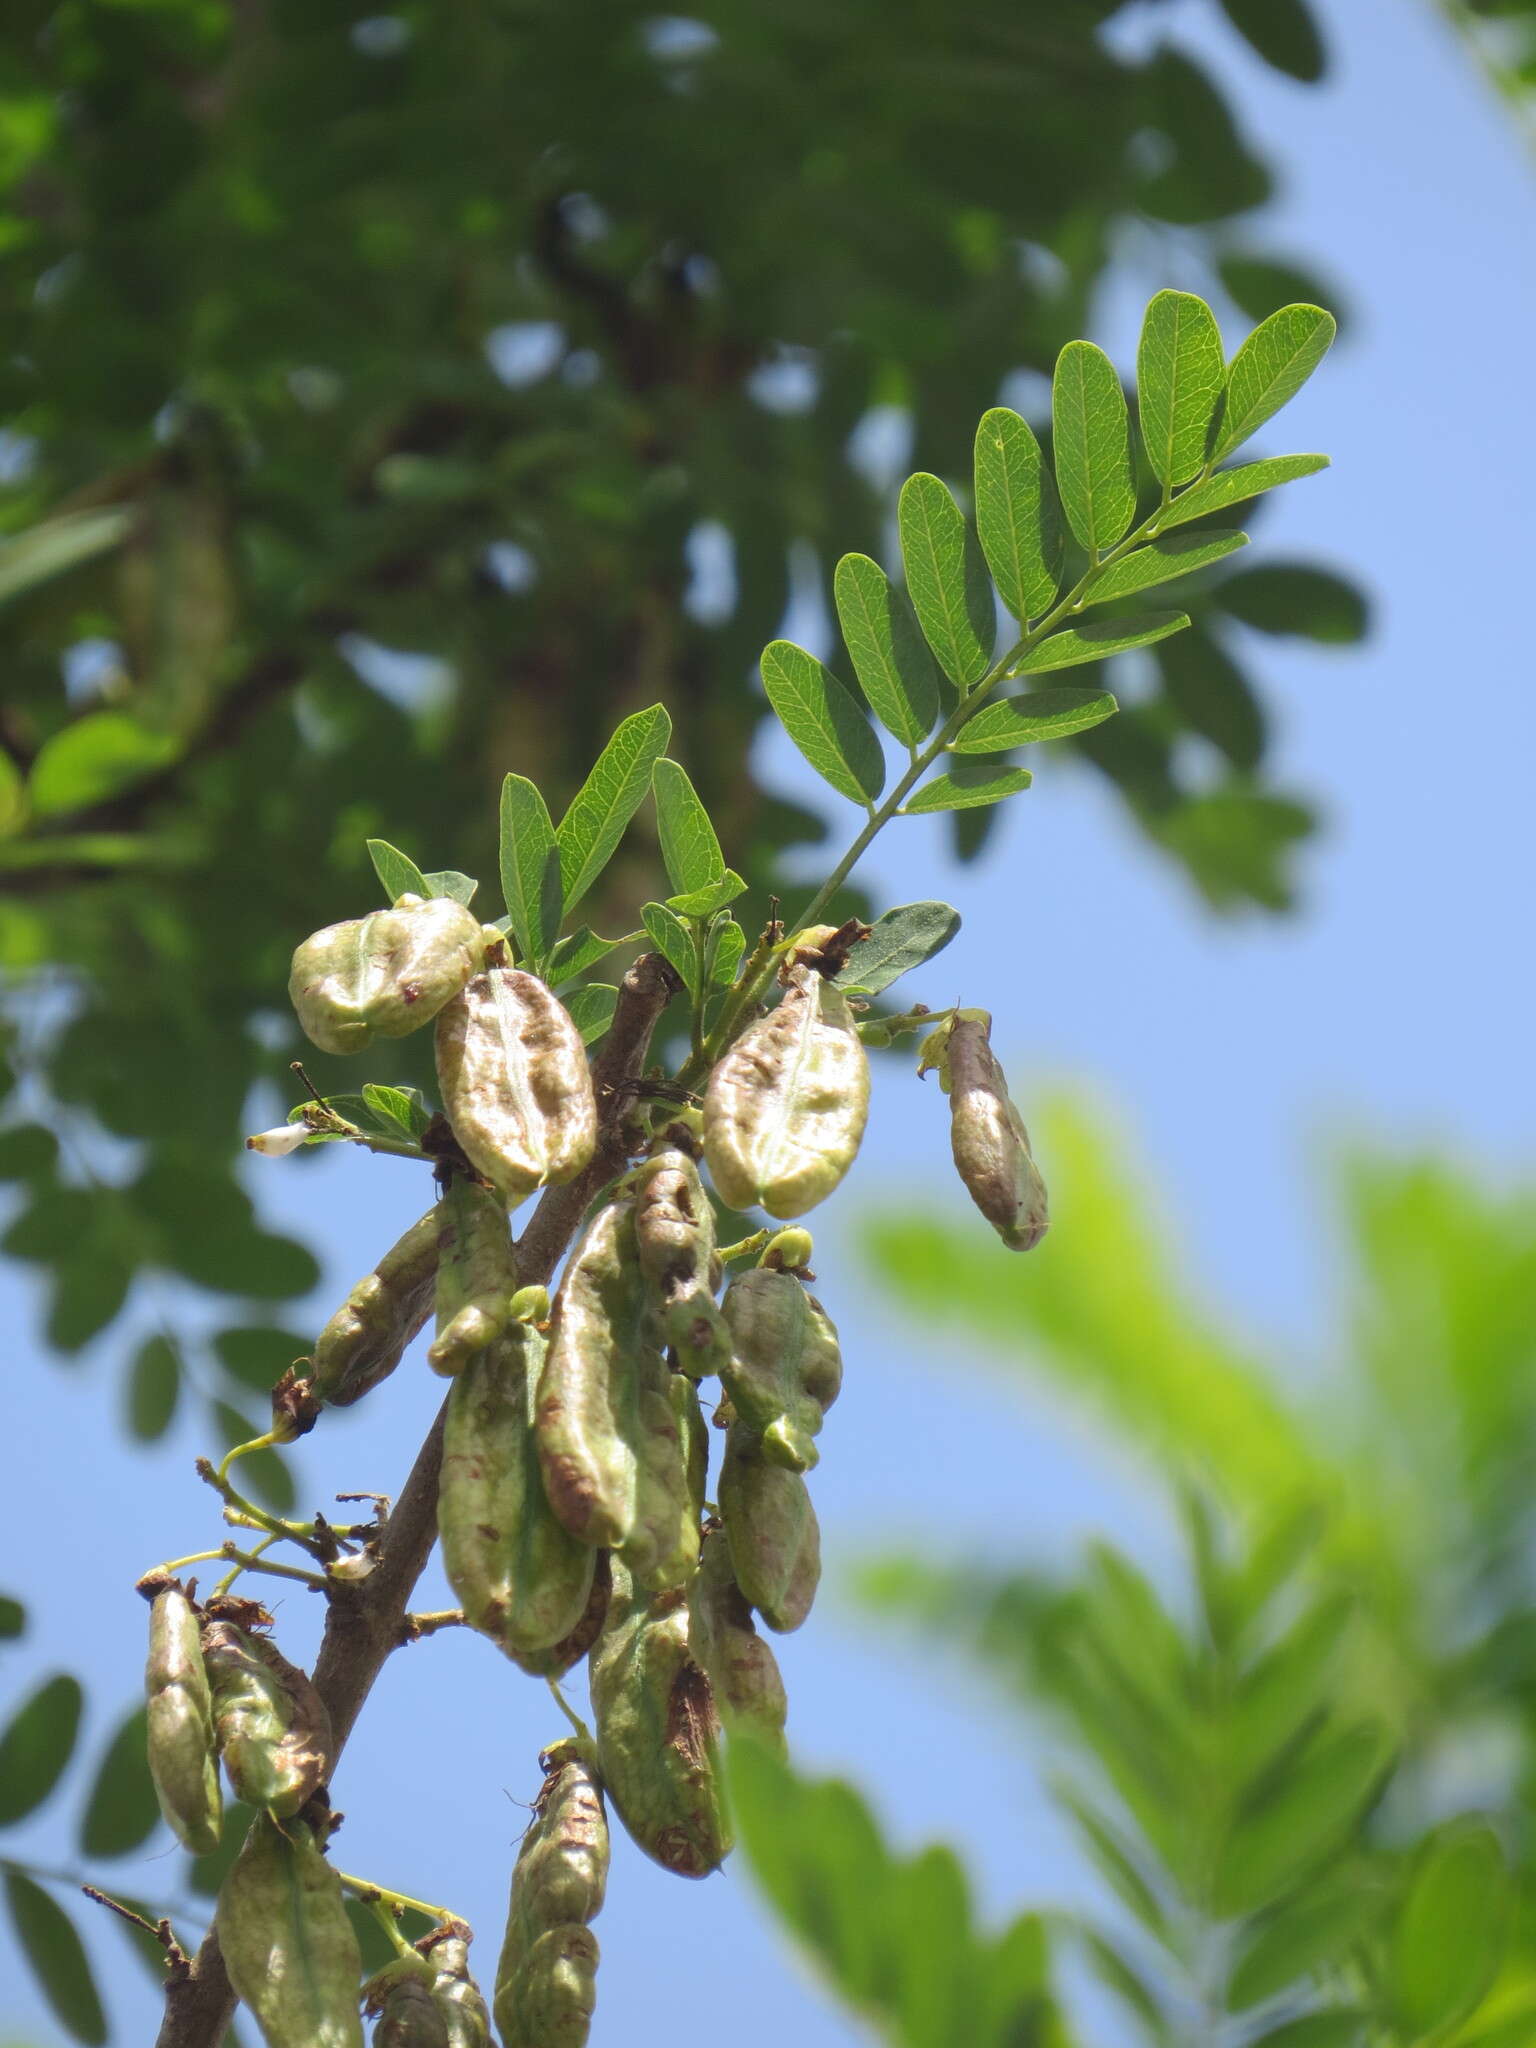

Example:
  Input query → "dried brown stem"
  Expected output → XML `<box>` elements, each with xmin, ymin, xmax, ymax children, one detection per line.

<box><xmin>154</xmin><ymin>953</ymin><xmax>680</xmax><ymax>2048</ymax></box>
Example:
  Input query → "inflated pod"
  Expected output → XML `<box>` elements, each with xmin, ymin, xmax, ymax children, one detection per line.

<box><xmin>365</xmin><ymin>1959</ymin><xmax>449</xmax><ymax>2048</ymax></box>
<box><xmin>933</xmin><ymin>1009</ymin><xmax>1049</xmax><ymax>1252</ymax></box>
<box><xmin>313</xmin><ymin>1208</ymin><xmax>438</xmax><ymax>1406</ymax></box>
<box><xmin>688</xmin><ymin>1529</ymin><xmax>788</xmax><ymax>1756</ymax></box>
<box><xmin>719</xmin><ymin>1268</ymin><xmax>842</xmax><ymax>1473</ymax></box>
<box><xmin>423</xmin><ymin>1928</ymin><xmax>492</xmax><ymax>2048</ymax></box>
<box><xmin>201</xmin><ymin>1619</ymin><xmax>332</xmax><ymax>1817</ymax></box>
<box><xmin>507</xmin><ymin>1552</ymin><xmax>612</xmax><ymax>1682</ymax></box>
<box><xmin>143</xmin><ymin>1580</ymin><xmax>222</xmax><ymax>1854</ymax></box>
<box><xmin>632</xmin><ymin>1148</ymin><xmax>729</xmax><ymax>1374</ymax></box>
<box><xmin>428</xmin><ymin>1177</ymin><xmax>515</xmax><ymax>1377</ymax></box>
<box><xmin>702</xmin><ymin>965</ymin><xmax>870</xmax><ymax>1218</ymax></box>
<box><xmin>717</xmin><ymin>1426</ymin><xmax>821</xmax><ymax>1634</ymax></box>
<box><xmin>290</xmin><ymin>895</ymin><xmax>484</xmax><ymax>1056</ymax></box>
<box><xmin>588</xmin><ymin>1560</ymin><xmax>730</xmax><ymax>1879</ymax></box>
<box><xmin>218</xmin><ymin>1812</ymin><xmax>364</xmax><ymax>2048</ymax></box>
<box><xmin>494</xmin><ymin>1741</ymin><xmax>608</xmax><ymax>2048</ymax></box>
<box><xmin>534</xmin><ymin>1197</ymin><xmax>696</xmax><ymax>1591</ymax></box>
<box><xmin>439</xmin><ymin>1318</ymin><xmax>598</xmax><ymax>1659</ymax></box>
<box><xmin>436</xmin><ymin>968</ymin><xmax>596</xmax><ymax>1207</ymax></box>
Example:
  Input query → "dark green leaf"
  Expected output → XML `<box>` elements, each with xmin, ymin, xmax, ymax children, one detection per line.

<box><xmin>1086</xmin><ymin>531</ymin><xmax>1247</xmax><ymax>605</ymax></box>
<box><xmin>2</xmin><ymin>1186</ymin><xmax>95</xmax><ymax>1261</ymax></box>
<box><xmin>951</xmin><ymin>687</ymin><xmax>1118</xmax><ymax>753</ymax></box>
<box><xmin>556</xmin><ymin>704</ymin><xmax>673</xmax><ymax>916</ymax></box>
<box><xmin>0</xmin><ymin>1673</ymin><xmax>83</xmax><ymax>1822</ymax></box>
<box><xmin>1153</xmin><ymin>455</ymin><xmax>1329</xmax><ymax>535</ymax></box>
<box><xmin>1213</xmin><ymin>564</ymin><xmax>1368</xmax><ymax>644</ymax></box>
<box><xmin>978</xmin><ymin>1913</ymin><xmax>1051</xmax><ymax>2047</ymax></box>
<box><xmin>1012</xmin><ymin>613</ymin><xmax>1188</xmax><ymax>676</ymax></box>
<box><xmin>127</xmin><ymin>1333</ymin><xmax>182</xmax><ymax>1442</ymax></box>
<box><xmin>1218</xmin><ymin>0</ymin><xmax>1326</xmax><ymax>82</ymax></box>
<box><xmin>652</xmin><ymin>758</ymin><xmax>728</xmax><ymax>896</ymax></box>
<box><xmin>1055</xmin><ymin>1784</ymin><xmax>1167</xmax><ymax>1937</ymax></box>
<box><xmin>0</xmin><ymin>1121</ymin><xmax>59</xmax><ymax>1179</ymax></box>
<box><xmin>498</xmin><ymin>772</ymin><xmax>561</xmax><ymax>965</ymax></box>
<box><xmin>1229</xmin><ymin>1871</ymin><xmax>1388</xmax><ymax>2009</ymax></box>
<box><xmin>211</xmin><ymin>1401</ymin><xmax>297</xmax><ymax>1514</ymax></box>
<box><xmin>0</xmin><ymin>507</ymin><xmax>133</xmax><ymax>610</ymax></box>
<box><xmin>80</xmin><ymin>1704</ymin><xmax>161</xmax><ymax>1857</ymax></box>
<box><xmin>898</xmin><ymin>473</ymin><xmax>995</xmax><ymax>689</ymax></box>
<box><xmin>418</xmin><ymin>868</ymin><xmax>478</xmax><ymax>906</ymax></box>
<box><xmin>760</xmin><ymin>641</ymin><xmax>885</xmax><ymax>805</ymax></box>
<box><xmin>902</xmin><ymin>764</ymin><xmax>1033</xmax><ymax>815</ymax></box>
<box><xmin>211</xmin><ymin>1326</ymin><xmax>311</xmax><ymax>1393</ymax></box>
<box><xmin>1213</xmin><ymin>305</ymin><xmax>1336</xmax><ymax>462</ymax></box>
<box><xmin>1231</xmin><ymin>1593</ymin><xmax>1355</xmax><ymax>1782</ymax></box>
<box><xmin>832</xmin><ymin>901</ymin><xmax>959</xmax><ymax>997</ymax></box>
<box><xmin>1137</xmin><ymin>290</ymin><xmax>1225</xmax><ymax>490</ymax></box>
<box><xmin>4</xmin><ymin>1871</ymin><xmax>107</xmax><ymax>2045</ymax></box>
<box><xmin>1052</xmin><ymin>341</ymin><xmax>1136</xmax><ymax>553</ymax></box>
<box><xmin>707</xmin><ymin>918</ymin><xmax>746</xmax><ymax>988</ymax></box>
<box><xmin>545</xmin><ymin>927</ymin><xmax>629</xmax><ymax>985</ymax></box>
<box><xmin>1388</xmin><ymin>1822</ymin><xmax>1510</xmax><ymax>2038</ymax></box>
<box><xmin>48</xmin><ymin>1246</ymin><xmax>133</xmax><ymax>1352</ymax></box>
<box><xmin>366</xmin><ymin>838</ymin><xmax>428</xmax><ymax>903</ymax></box>
<box><xmin>1248</xmin><ymin>2018</ymin><xmax>1365</xmax><ymax>2048</ymax></box>
<box><xmin>189</xmin><ymin>1804</ymin><xmax>256</xmax><ymax>1897</ymax></box>
<box><xmin>889</xmin><ymin>1844</ymin><xmax>976</xmax><ymax>2048</ymax></box>
<box><xmin>665</xmin><ymin>870</ymin><xmax>747</xmax><ymax>919</ymax></box>
<box><xmin>1214</xmin><ymin>1720</ymin><xmax>1393</xmax><ymax>1917</ymax></box>
<box><xmin>833</xmin><ymin>552</ymin><xmax>941</xmax><ymax>746</ymax></box>
<box><xmin>0</xmin><ymin>1594</ymin><xmax>24</xmax><ymax>1638</ymax></box>
<box><xmin>973</xmin><ymin>409</ymin><xmax>1063</xmax><ymax>626</ymax></box>
<box><xmin>361</xmin><ymin>1083</ymin><xmax>432</xmax><ymax>1139</ymax></box>
<box><xmin>1156</xmin><ymin>627</ymin><xmax>1266</xmax><ymax>772</ymax></box>
<box><xmin>564</xmin><ymin>984</ymin><xmax>618</xmax><ymax>1045</ymax></box>
<box><xmin>640</xmin><ymin>903</ymin><xmax>699</xmax><ymax>1000</ymax></box>
<box><xmin>1220</xmin><ymin>256</ymin><xmax>1341</xmax><ymax>328</ymax></box>
<box><xmin>28</xmin><ymin>713</ymin><xmax>180</xmax><ymax>819</ymax></box>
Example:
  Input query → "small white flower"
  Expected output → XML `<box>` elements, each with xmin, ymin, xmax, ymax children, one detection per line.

<box><xmin>245</xmin><ymin>1123</ymin><xmax>311</xmax><ymax>1157</ymax></box>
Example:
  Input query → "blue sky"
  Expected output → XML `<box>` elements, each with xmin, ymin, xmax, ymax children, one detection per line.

<box><xmin>4</xmin><ymin>1</ymin><xmax>1535</xmax><ymax>2042</ymax></box>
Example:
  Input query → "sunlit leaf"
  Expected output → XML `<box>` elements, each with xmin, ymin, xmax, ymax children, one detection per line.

<box><xmin>498</xmin><ymin>772</ymin><xmax>561</xmax><ymax>964</ymax></box>
<box><xmin>832</xmin><ymin>901</ymin><xmax>959</xmax><ymax>998</ymax></box>
<box><xmin>652</xmin><ymin>757</ymin><xmax>728</xmax><ymax>896</ymax></box>
<box><xmin>1228</xmin><ymin>1868</ymin><xmax>1388</xmax><ymax>2009</ymax></box>
<box><xmin>950</xmin><ymin>687</ymin><xmax>1118</xmax><ymax>753</ymax></box>
<box><xmin>834</xmin><ymin>552</ymin><xmax>941</xmax><ymax>747</ymax></box>
<box><xmin>1011</xmin><ymin>613</ymin><xmax>1187</xmax><ymax>676</ymax></box>
<box><xmin>1213</xmin><ymin>304</ymin><xmax>1336</xmax><ymax>462</ymax></box>
<box><xmin>366</xmin><ymin>837</ymin><xmax>428</xmax><ymax>903</ymax></box>
<box><xmin>1137</xmin><ymin>291</ymin><xmax>1225</xmax><ymax>489</ymax></box>
<box><xmin>1151</xmin><ymin>455</ymin><xmax>1329</xmax><ymax>535</ymax></box>
<box><xmin>556</xmin><ymin>704</ymin><xmax>673</xmax><ymax>915</ymax></box>
<box><xmin>973</xmin><ymin>409</ymin><xmax>1063</xmax><ymax>624</ymax></box>
<box><xmin>28</xmin><ymin>713</ymin><xmax>180</xmax><ymax>819</ymax></box>
<box><xmin>1388</xmin><ymin>1821</ymin><xmax>1510</xmax><ymax>2038</ymax></box>
<box><xmin>564</xmin><ymin>983</ymin><xmax>618</xmax><ymax>1045</ymax></box>
<box><xmin>898</xmin><ymin>472</ymin><xmax>995</xmax><ymax>689</ymax></box>
<box><xmin>902</xmin><ymin>764</ymin><xmax>1033</xmax><ymax>815</ymax></box>
<box><xmin>1213</xmin><ymin>1720</ymin><xmax>1393</xmax><ymax>1917</ymax></box>
<box><xmin>1052</xmin><ymin>342</ymin><xmax>1136</xmax><ymax>552</ymax></box>
<box><xmin>760</xmin><ymin>641</ymin><xmax>884</xmax><ymax>805</ymax></box>
<box><xmin>1085</xmin><ymin>531</ymin><xmax>1246</xmax><ymax>606</ymax></box>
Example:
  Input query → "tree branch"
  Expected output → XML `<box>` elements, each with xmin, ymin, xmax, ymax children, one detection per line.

<box><xmin>155</xmin><ymin>953</ymin><xmax>681</xmax><ymax>2048</ymax></box>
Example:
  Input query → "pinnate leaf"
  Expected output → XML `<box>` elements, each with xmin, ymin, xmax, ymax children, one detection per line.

<box><xmin>640</xmin><ymin>902</ymin><xmax>699</xmax><ymax>998</ymax></box>
<box><xmin>1213</xmin><ymin>1719</ymin><xmax>1393</xmax><ymax>1917</ymax></box>
<box><xmin>973</xmin><ymin>408</ymin><xmax>1062</xmax><ymax>624</ymax></box>
<box><xmin>1152</xmin><ymin>454</ymin><xmax>1329</xmax><ymax>534</ymax></box>
<box><xmin>564</xmin><ymin>983</ymin><xmax>619</xmax><ymax>1046</ymax></box>
<box><xmin>556</xmin><ymin>703</ymin><xmax>673</xmax><ymax>915</ymax></box>
<box><xmin>498</xmin><ymin>772</ymin><xmax>561</xmax><ymax>963</ymax></box>
<box><xmin>1085</xmin><ymin>531</ymin><xmax>1246</xmax><ymax>605</ymax></box>
<box><xmin>652</xmin><ymin>758</ymin><xmax>727</xmax><ymax>895</ymax></box>
<box><xmin>760</xmin><ymin>640</ymin><xmax>884</xmax><ymax>805</ymax></box>
<box><xmin>1012</xmin><ymin>612</ymin><xmax>1188</xmax><ymax>676</ymax></box>
<box><xmin>951</xmin><ymin>688</ymin><xmax>1117</xmax><ymax>754</ymax></box>
<box><xmin>898</xmin><ymin>473</ymin><xmax>994</xmax><ymax>688</ymax></box>
<box><xmin>1052</xmin><ymin>341</ymin><xmax>1136</xmax><ymax>552</ymax></box>
<box><xmin>833</xmin><ymin>552</ymin><xmax>940</xmax><ymax>745</ymax></box>
<box><xmin>902</xmin><ymin>764</ymin><xmax>1032</xmax><ymax>815</ymax></box>
<box><xmin>1214</xmin><ymin>304</ymin><xmax>1336</xmax><ymax>461</ymax></box>
<box><xmin>1137</xmin><ymin>290</ymin><xmax>1225</xmax><ymax>489</ymax></box>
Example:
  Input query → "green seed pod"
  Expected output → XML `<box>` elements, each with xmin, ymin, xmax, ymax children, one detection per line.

<box><xmin>689</xmin><ymin>1529</ymin><xmax>788</xmax><ymax>1756</ymax></box>
<box><xmin>313</xmin><ymin>1208</ymin><xmax>439</xmax><ymax>1407</ymax></box>
<box><xmin>366</xmin><ymin>1958</ymin><xmax>449</xmax><ymax>2048</ymax></box>
<box><xmin>632</xmin><ymin>1147</ymin><xmax>729</xmax><ymax>1374</ymax></box>
<box><xmin>290</xmin><ymin>896</ymin><xmax>485</xmax><ymax>1056</ymax></box>
<box><xmin>494</xmin><ymin>1742</ymin><xmax>608</xmax><ymax>2048</ymax></box>
<box><xmin>942</xmin><ymin>1009</ymin><xmax>1049</xmax><ymax>1251</ymax></box>
<box><xmin>507</xmin><ymin>1552</ymin><xmax>612</xmax><ymax>1681</ymax></box>
<box><xmin>218</xmin><ymin>1812</ymin><xmax>364</xmax><ymax>2048</ymax></box>
<box><xmin>202</xmin><ymin>1618</ymin><xmax>332</xmax><ymax>1817</ymax></box>
<box><xmin>143</xmin><ymin>1581</ymin><xmax>222</xmax><ymax>1855</ymax></box>
<box><xmin>423</xmin><ymin>1928</ymin><xmax>492</xmax><ymax>2048</ymax></box>
<box><xmin>719</xmin><ymin>1268</ymin><xmax>842</xmax><ymax>1474</ymax></box>
<box><xmin>535</xmin><ymin>1199</ymin><xmax>696</xmax><ymax>1590</ymax></box>
<box><xmin>588</xmin><ymin>1560</ymin><xmax>730</xmax><ymax>1879</ymax></box>
<box><xmin>428</xmin><ymin>1178</ymin><xmax>515</xmax><ymax>1377</ymax></box>
<box><xmin>440</xmin><ymin>1319</ymin><xmax>598</xmax><ymax>1658</ymax></box>
<box><xmin>718</xmin><ymin>1425</ymin><xmax>821</xmax><ymax>1634</ymax></box>
<box><xmin>499</xmin><ymin>1927</ymin><xmax>600</xmax><ymax>2048</ymax></box>
<box><xmin>435</xmin><ymin>968</ymin><xmax>597</xmax><ymax>1208</ymax></box>
<box><xmin>702</xmin><ymin>965</ymin><xmax>870</xmax><ymax>1219</ymax></box>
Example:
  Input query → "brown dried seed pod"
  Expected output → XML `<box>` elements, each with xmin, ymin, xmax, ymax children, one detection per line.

<box><xmin>689</xmin><ymin>1527</ymin><xmax>788</xmax><ymax>1756</ymax></box>
<box><xmin>201</xmin><ymin>1619</ymin><xmax>333</xmax><ymax>1817</ymax></box>
<box><xmin>717</xmin><ymin>1424</ymin><xmax>821</xmax><ymax>1634</ymax></box>
<box><xmin>290</xmin><ymin>895</ymin><xmax>485</xmax><ymax>1056</ymax></box>
<box><xmin>143</xmin><ymin>1582</ymin><xmax>222</xmax><ymax>1855</ymax></box>
<box><xmin>632</xmin><ymin>1148</ymin><xmax>729</xmax><ymax>1374</ymax></box>
<box><xmin>943</xmin><ymin>1010</ymin><xmax>1049</xmax><ymax>1252</ymax></box>
<box><xmin>435</xmin><ymin>968</ymin><xmax>596</xmax><ymax>1208</ymax></box>
<box><xmin>313</xmin><ymin>1208</ymin><xmax>439</xmax><ymax>1406</ymax></box>
<box><xmin>702</xmin><ymin>965</ymin><xmax>870</xmax><ymax>1218</ymax></box>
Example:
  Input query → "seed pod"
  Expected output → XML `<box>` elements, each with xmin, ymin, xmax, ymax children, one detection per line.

<box><xmin>720</xmin><ymin>1268</ymin><xmax>842</xmax><ymax>1474</ymax></box>
<box><xmin>428</xmin><ymin>1177</ymin><xmax>515</xmax><ymax>1377</ymax></box>
<box><xmin>507</xmin><ymin>1552</ymin><xmax>612</xmax><ymax>1682</ymax></box>
<box><xmin>494</xmin><ymin>1741</ymin><xmax>608</xmax><ymax>2048</ymax></box>
<box><xmin>941</xmin><ymin>1009</ymin><xmax>1050</xmax><ymax>1251</ymax></box>
<box><xmin>313</xmin><ymin>1209</ymin><xmax>439</xmax><ymax>1407</ymax></box>
<box><xmin>365</xmin><ymin>1958</ymin><xmax>449</xmax><ymax>2048</ymax></box>
<box><xmin>534</xmin><ymin>1198</ymin><xmax>696</xmax><ymax>1590</ymax></box>
<box><xmin>588</xmin><ymin>1559</ymin><xmax>730</xmax><ymax>1878</ymax></box>
<box><xmin>718</xmin><ymin>1425</ymin><xmax>821</xmax><ymax>1634</ymax></box>
<box><xmin>219</xmin><ymin>1812</ymin><xmax>364</xmax><ymax>2048</ymax></box>
<box><xmin>290</xmin><ymin>896</ymin><xmax>485</xmax><ymax>1056</ymax></box>
<box><xmin>689</xmin><ymin>1529</ymin><xmax>788</xmax><ymax>1756</ymax></box>
<box><xmin>702</xmin><ymin>965</ymin><xmax>869</xmax><ymax>1218</ymax></box>
<box><xmin>435</xmin><ymin>968</ymin><xmax>596</xmax><ymax>1207</ymax></box>
<box><xmin>143</xmin><ymin>1581</ymin><xmax>222</xmax><ymax>1855</ymax></box>
<box><xmin>499</xmin><ymin>1928</ymin><xmax>600</xmax><ymax>2048</ymax></box>
<box><xmin>632</xmin><ymin>1147</ymin><xmax>729</xmax><ymax>1374</ymax></box>
<box><xmin>202</xmin><ymin>1619</ymin><xmax>332</xmax><ymax>1816</ymax></box>
<box><xmin>440</xmin><ymin>1319</ymin><xmax>598</xmax><ymax>1659</ymax></box>
<box><xmin>422</xmin><ymin>1928</ymin><xmax>492</xmax><ymax>2048</ymax></box>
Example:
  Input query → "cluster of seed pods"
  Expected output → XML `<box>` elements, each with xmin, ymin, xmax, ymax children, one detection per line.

<box><xmin>148</xmin><ymin>893</ymin><xmax>1048</xmax><ymax>2047</ymax></box>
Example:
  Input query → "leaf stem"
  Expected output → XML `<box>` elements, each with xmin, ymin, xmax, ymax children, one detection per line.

<box><xmin>546</xmin><ymin>1675</ymin><xmax>591</xmax><ymax>1743</ymax></box>
<box><xmin>334</xmin><ymin>1869</ymin><xmax>458</xmax><ymax>1929</ymax></box>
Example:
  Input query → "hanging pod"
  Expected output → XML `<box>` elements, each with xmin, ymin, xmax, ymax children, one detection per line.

<box><xmin>435</xmin><ymin>967</ymin><xmax>596</xmax><ymax>1207</ymax></box>
<box><xmin>494</xmin><ymin>1741</ymin><xmax>609</xmax><ymax>2048</ymax></box>
<box><xmin>289</xmin><ymin>895</ymin><xmax>484</xmax><ymax>1056</ymax></box>
<box><xmin>142</xmin><ymin>1578</ymin><xmax>222</xmax><ymax>1854</ymax></box>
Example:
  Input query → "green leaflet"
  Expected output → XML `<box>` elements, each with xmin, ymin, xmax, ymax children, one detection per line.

<box><xmin>1010</xmin><ymin>612</ymin><xmax>1188</xmax><ymax>676</ymax></box>
<box><xmin>652</xmin><ymin>756</ymin><xmax>727</xmax><ymax>894</ymax></box>
<box><xmin>898</xmin><ymin>472</ymin><xmax>995</xmax><ymax>689</ymax></box>
<box><xmin>1213</xmin><ymin>304</ymin><xmax>1336</xmax><ymax>461</ymax></box>
<box><xmin>4</xmin><ymin>1870</ymin><xmax>107</xmax><ymax>2046</ymax></box>
<box><xmin>367</xmin><ymin>837</ymin><xmax>429</xmax><ymax>903</ymax></box>
<box><xmin>760</xmin><ymin>639</ymin><xmax>885</xmax><ymax>805</ymax></box>
<box><xmin>1052</xmin><ymin>342</ymin><xmax>1136</xmax><ymax>553</ymax></box>
<box><xmin>833</xmin><ymin>551</ymin><xmax>940</xmax><ymax>745</ymax></box>
<box><xmin>902</xmin><ymin>765</ymin><xmax>1033</xmax><ymax>815</ymax></box>
<box><xmin>1149</xmin><ymin>454</ymin><xmax>1329</xmax><ymax>534</ymax></box>
<box><xmin>1136</xmin><ymin>291</ymin><xmax>1224</xmax><ymax>490</ymax></box>
<box><xmin>949</xmin><ymin>688</ymin><xmax>1117</xmax><ymax>754</ymax></box>
<box><xmin>831</xmin><ymin>900</ymin><xmax>960</xmax><ymax>997</ymax></box>
<box><xmin>556</xmin><ymin>703</ymin><xmax>673</xmax><ymax>916</ymax></box>
<box><xmin>973</xmin><ymin>408</ymin><xmax>1062</xmax><ymax>625</ymax></box>
<box><xmin>498</xmin><ymin>772</ymin><xmax>561</xmax><ymax>966</ymax></box>
<box><xmin>1083</xmin><ymin>531</ymin><xmax>1246</xmax><ymax>606</ymax></box>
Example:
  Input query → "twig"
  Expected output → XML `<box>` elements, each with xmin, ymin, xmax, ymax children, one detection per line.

<box><xmin>81</xmin><ymin>1886</ymin><xmax>189</xmax><ymax>1979</ymax></box>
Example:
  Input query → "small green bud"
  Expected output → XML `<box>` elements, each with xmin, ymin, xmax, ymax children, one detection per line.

<box><xmin>759</xmin><ymin>1228</ymin><xmax>813</xmax><ymax>1271</ymax></box>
